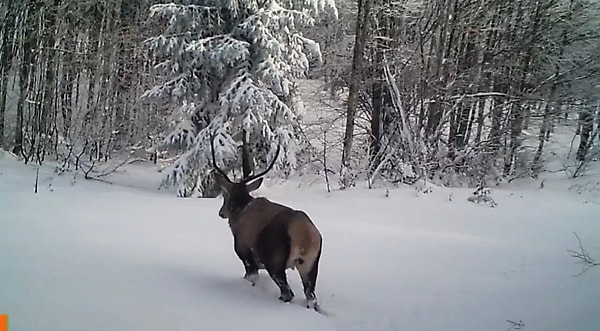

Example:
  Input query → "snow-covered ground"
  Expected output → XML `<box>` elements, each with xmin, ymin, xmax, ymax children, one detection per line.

<box><xmin>1</xmin><ymin>146</ymin><xmax>599</xmax><ymax>331</ymax></box>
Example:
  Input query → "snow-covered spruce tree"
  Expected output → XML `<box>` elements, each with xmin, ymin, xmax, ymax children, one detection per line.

<box><xmin>142</xmin><ymin>0</ymin><xmax>338</xmax><ymax>197</ymax></box>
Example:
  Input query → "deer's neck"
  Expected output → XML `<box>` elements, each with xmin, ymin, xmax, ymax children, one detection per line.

<box><xmin>227</xmin><ymin>197</ymin><xmax>256</xmax><ymax>228</ymax></box>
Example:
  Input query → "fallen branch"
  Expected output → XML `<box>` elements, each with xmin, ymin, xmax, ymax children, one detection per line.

<box><xmin>79</xmin><ymin>157</ymin><xmax>130</xmax><ymax>183</ymax></box>
<box><xmin>128</xmin><ymin>158</ymin><xmax>148</xmax><ymax>165</ymax></box>
<box><xmin>567</xmin><ymin>232</ymin><xmax>599</xmax><ymax>276</ymax></box>
<box><xmin>84</xmin><ymin>176</ymin><xmax>114</xmax><ymax>185</ymax></box>
<box><xmin>94</xmin><ymin>158</ymin><xmax>129</xmax><ymax>178</ymax></box>
<box><xmin>507</xmin><ymin>170</ymin><xmax>532</xmax><ymax>183</ymax></box>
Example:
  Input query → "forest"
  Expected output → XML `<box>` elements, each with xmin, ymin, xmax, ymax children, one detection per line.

<box><xmin>1</xmin><ymin>0</ymin><xmax>599</xmax><ymax>197</ymax></box>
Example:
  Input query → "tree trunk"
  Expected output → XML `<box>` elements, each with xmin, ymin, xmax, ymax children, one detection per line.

<box><xmin>0</xmin><ymin>0</ymin><xmax>17</xmax><ymax>146</ymax></box>
<box><xmin>60</xmin><ymin>28</ymin><xmax>76</xmax><ymax>140</ymax></box>
<box><xmin>342</xmin><ymin>0</ymin><xmax>371</xmax><ymax>167</ymax></box>
<box><xmin>576</xmin><ymin>107</ymin><xmax>594</xmax><ymax>161</ymax></box>
<box><xmin>532</xmin><ymin>86</ymin><xmax>557</xmax><ymax>172</ymax></box>
<box><xmin>370</xmin><ymin>34</ymin><xmax>385</xmax><ymax>174</ymax></box>
<box><xmin>241</xmin><ymin>129</ymin><xmax>252</xmax><ymax>178</ymax></box>
<box><xmin>504</xmin><ymin>0</ymin><xmax>543</xmax><ymax>175</ymax></box>
<box><xmin>37</xmin><ymin>1</ymin><xmax>59</xmax><ymax>163</ymax></box>
<box><xmin>14</xmin><ymin>1</ymin><xmax>39</xmax><ymax>157</ymax></box>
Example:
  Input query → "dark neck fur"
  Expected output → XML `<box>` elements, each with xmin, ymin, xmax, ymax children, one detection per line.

<box><xmin>228</xmin><ymin>195</ymin><xmax>255</xmax><ymax>227</ymax></box>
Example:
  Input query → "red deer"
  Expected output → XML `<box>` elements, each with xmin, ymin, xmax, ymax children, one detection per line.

<box><xmin>210</xmin><ymin>135</ymin><xmax>323</xmax><ymax>311</ymax></box>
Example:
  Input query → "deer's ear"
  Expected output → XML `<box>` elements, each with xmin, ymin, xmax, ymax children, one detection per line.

<box><xmin>214</xmin><ymin>173</ymin><xmax>232</xmax><ymax>193</ymax></box>
<box><xmin>246</xmin><ymin>178</ymin><xmax>263</xmax><ymax>192</ymax></box>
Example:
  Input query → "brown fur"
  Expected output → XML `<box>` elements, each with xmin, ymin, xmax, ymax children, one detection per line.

<box><xmin>222</xmin><ymin>192</ymin><xmax>322</xmax><ymax>309</ymax></box>
<box><xmin>286</xmin><ymin>213</ymin><xmax>321</xmax><ymax>270</ymax></box>
<box><xmin>228</xmin><ymin>198</ymin><xmax>287</xmax><ymax>248</ymax></box>
<box><xmin>229</xmin><ymin>198</ymin><xmax>322</xmax><ymax>273</ymax></box>
<box><xmin>210</xmin><ymin>137</ymin><xmax>322</xmax><ymax>310</ymax></box>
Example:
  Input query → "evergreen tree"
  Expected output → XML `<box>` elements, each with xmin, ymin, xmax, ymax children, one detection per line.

<box><xmin>142</xmin><ymin>0</ymin><xmax>337</xmax><ymax>197</ymax></box>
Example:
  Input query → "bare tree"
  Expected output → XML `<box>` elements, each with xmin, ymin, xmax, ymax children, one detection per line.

<box><xmin>327</xmin><ymin>0</ymin><xmax>600</xmax><ymax>188</ymax></box>
<box><xmin>0</xmin><ymin>0</ymin><xmax>161</xmax><ymax>172</ymax></box>
<box><xmin>342</xmin><ymin>0</ymin><xmax>371</xmax><ymax>170</ymax></box>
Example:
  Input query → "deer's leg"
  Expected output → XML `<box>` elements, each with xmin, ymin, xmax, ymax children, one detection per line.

<box><xmin>298</xmin><ymin>249</ymin><xmax>321</xmax><ymax>310</ymax></box>
<box><xmin>256</xmin><ymin>222</ymin><xmax>294</xmax><ymax>302</ymax></box>
<box><xmin>266</xmin><ymin>263</ymin><xmax>294</xmax><ymax>302</ymax></box>
<box><xmin>234</xmin><ymin>238</ymin><xmax>259</xmax><ymax>286</ymax></box>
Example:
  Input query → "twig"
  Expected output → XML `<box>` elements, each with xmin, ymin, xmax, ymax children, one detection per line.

<box><xmin>34</xmin><ymin>166</ymin><xmax>39</xmax><ymax>194</ymax></box>
<box><xmin>75</xmin><ymin>142</ymin><xmax>88</xmax><ymax>171</ymax></box>
<box><xmin>507</xmin><ymin>170</ymin><xmax>531</xmax><ymax>183</ymax></box>
<box><xmin>549</xmin><ymin>151</ymin><xmax>575</xmax><ymax>178</ymax></box>
<box><xmin>58</xmin><ymin>144</ymin><xmax>74</xmax><ymax>173</ymax></box>
<box><xmin>323</xmin><ymin>131</ymin><xmax>331</xmax><ymax>193</ymax></box>
<box><xmin>572</xmin><ymin>161</ymin><xmax>587</xmax><ymax>178</ymax></box>
<box><xmin>506</xmin><ymin>319</ymin><xmax>525</xmax><ymax>331</ymax></box>
<box><xmin>567</xmin><ymin>232</ymin><xmax>599</xmax><ymax>276</ymax></box>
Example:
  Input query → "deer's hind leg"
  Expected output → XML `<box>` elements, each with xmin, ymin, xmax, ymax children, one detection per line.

<box><xmin>297</xmin><ymin>247</ymin><xmax>321</xmax><ymax>310</ymax></box>
<box><xmin>255</xmin><ymin>221</ymin><xmax>295</xmax><ymax>302</ymax></box>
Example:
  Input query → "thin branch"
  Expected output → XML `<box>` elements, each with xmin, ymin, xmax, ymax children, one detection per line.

<box><xmin>506</xmin><ymin>319</ymin><xmax>525</xmax><ymax>331</ymax></box>
<box><xmin>94</xmin><ymin>158</ymin><xmax>129</xmax><ymax>178</ymax></box>
<box><xmin>323</xmin><ymin>131</ymin><xmax>331</xmax><ymax>193</ymax></box>
<box><xmin>567</xmin><ymin>232</ymin><xmax>600</xmax><ymax>276</ymax></box>
<box><xmin>61</xmin><ymin>145</ymin><xmax>74</xmax><ymax>171</ymax></box>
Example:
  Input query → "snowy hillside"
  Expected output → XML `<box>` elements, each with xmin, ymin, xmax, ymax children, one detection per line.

<box><xmin>1</xmin><ymin>148</ymin><xmax>599</xmax><ymax>331</ymax></box>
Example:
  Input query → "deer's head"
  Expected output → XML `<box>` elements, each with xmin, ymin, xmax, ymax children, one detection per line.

<box><xmin>210</xmin><ymin>134</ymin><xmax>280</xmax><ymax>219</ymax></box>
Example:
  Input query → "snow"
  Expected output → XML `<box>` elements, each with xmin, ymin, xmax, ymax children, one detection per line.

<box><xmin>1</xmin><ymin>149</ymin><xmax>600</xmax><ymax>331</ymax></box>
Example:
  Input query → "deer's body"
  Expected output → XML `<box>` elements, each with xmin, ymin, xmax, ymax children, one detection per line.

<box><xmin>211</xmin><ymin>136</ymin><xmax>323</xmax><ymax>311</ymax></box>
<box><xmin>229</xmin><ymin>197</ymin><xmax>322</xmax><ymax>270</ymax></box>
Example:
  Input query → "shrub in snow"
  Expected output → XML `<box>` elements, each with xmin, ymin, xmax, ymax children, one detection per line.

<box><xmin>413</xmin><ymin>180</ymin><xmax>433</xmax><ymax>196</ymax></box>
<box><xmin>142</xmin><ymin>0</ymin><xmax>338</xmax><ymax>197</ymax></box>
<box><xmin>467</xmin><ymin>186</ymin><xmax>497</xmax><ymax>207</ymax></box>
